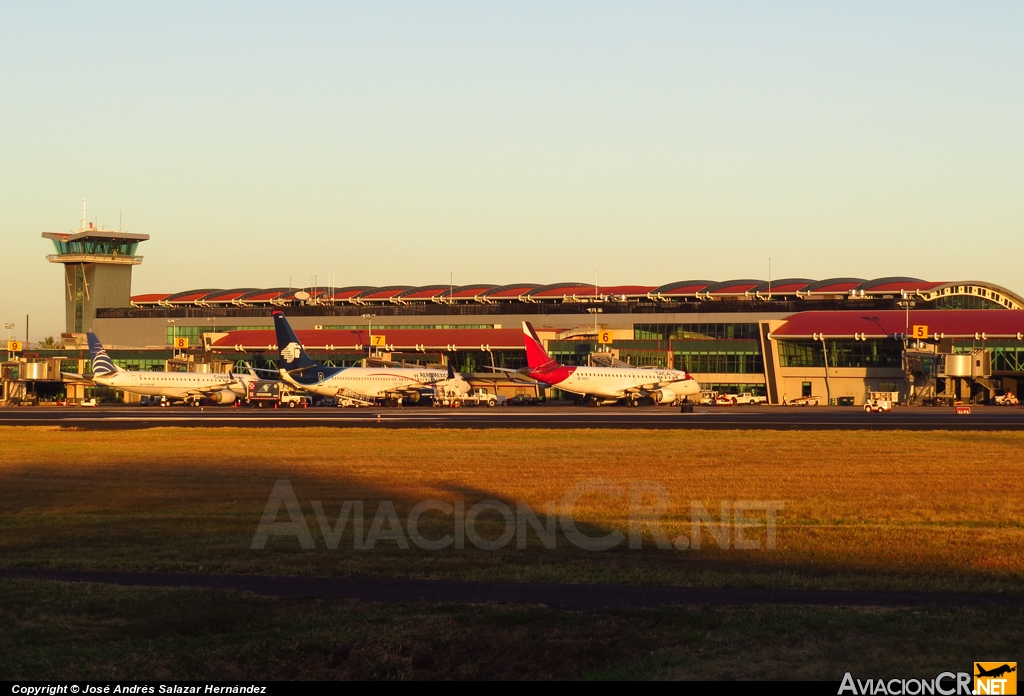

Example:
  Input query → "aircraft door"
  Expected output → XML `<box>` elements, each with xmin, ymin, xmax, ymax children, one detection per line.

<box><xmin>318</xmin><ymin>372</ymin><xmax>324</xmax><ymax>386</ymax></box>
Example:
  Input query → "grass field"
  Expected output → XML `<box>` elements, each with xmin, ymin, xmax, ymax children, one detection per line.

<box><xmin>1</xmin><ymin>427</ymin><xmax>1022</xmax><ymax>592</ymax></box>
<box><xmin>3</xmin><ymin>578</ymin><xmax>1021</xmax><ymax>680</ymax></box>
<box><xmin>2</xmin><ymin>426</ymin><xmax>1022</xmax><ymax>680</ymax></box>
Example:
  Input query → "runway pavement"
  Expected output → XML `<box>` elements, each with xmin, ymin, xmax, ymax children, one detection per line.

<box><xmin>1</xmin><ymin>404</ymin><xmax>1022</xmax><ymax>430</ymax></box>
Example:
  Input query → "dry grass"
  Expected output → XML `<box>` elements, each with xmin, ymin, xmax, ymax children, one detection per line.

<box><xmin>1</xmin><ymin>427</ymin><xmax>1022</xmax><ymax>591</ymax></box>
<box><xmin>3</xmin><ymin>577</ymin><xmax>1022</xmax><ymax>680</ymax></box>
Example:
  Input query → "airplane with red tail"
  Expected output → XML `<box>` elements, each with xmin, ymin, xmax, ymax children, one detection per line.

<box><xmin>520</xmin><ymin>321</ymin><xmax>701</xmax><ymax>406</ymax></box>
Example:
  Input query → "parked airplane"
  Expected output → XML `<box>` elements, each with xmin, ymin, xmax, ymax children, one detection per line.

<box><xmin>66</xmin><ymin>333</ymin><xmax>257</xmax><ymax>405</ymax></box>
<box><xmin>520</xmin><ymin>321</ymin><xmax>700</xmax><ymax>406</ymax></box>
<box><xmin>272</xmin><ymin>311</ymin><xmax>470</xmax><ymax>405</ymax></box>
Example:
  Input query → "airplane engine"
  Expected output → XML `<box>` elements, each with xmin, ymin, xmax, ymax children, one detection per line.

<box><xmin>650</xmin><ymin>388</ymin><xmax>677</xmax><ymax>405</ymax></box>
<box><xmin>208</xmin><ymin>390</ymin><xmax>237</xmax><ymax>405</ymax></box>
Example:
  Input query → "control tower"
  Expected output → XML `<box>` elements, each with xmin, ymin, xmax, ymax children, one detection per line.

<box><xmin>42</xmin><ymin>208</ymin><xmax>149</xmax><ymax>335</ymax></box>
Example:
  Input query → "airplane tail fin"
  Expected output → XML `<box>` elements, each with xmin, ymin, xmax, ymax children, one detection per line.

<box><xmin>522</xmin><ymin>321</ymin><xmax>559</xmax><ymax>371</ymax></box>
<box><xmin>272</xmin><ymin>311</ymin><xmax>320</xmax><ymax>372</ymax></box>
<box><xmin>86</xmin><ymin>333</ymin><xmax>119</xmax><ymax>376</ymax></box>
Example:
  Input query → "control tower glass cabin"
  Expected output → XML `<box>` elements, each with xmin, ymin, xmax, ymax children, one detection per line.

<box><xmin>42</xmin><ymin>224</ymin><xmax>149</xmax><ymax>335</ymax></box>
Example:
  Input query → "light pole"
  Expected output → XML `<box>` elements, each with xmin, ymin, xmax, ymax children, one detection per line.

<box><xmin>897</xmin><ymin>295</ymin><xmax>916</xmax><ymax>346</ymax></box>
<box><xmin>897</xmin><ymin>295</ymin><xmax>917</xmax><ymax>404</ymax></box>
<box><xmin>811</xmin><ymin>333</ymin><xmax>833</xmax><ymax>405</ymax></box>
<box><xmin>362</xmin><ymin>313</ymin><xmax>377</xmax><ymax>358</ymax></box>
<box><xmin>4</xmin><ymin>323</ymin><xmax>13</xmax><ymax>360</ymax></box>
<box><xmin>587</xmin><ymin>308</ymin><xmax>603</xmax><ymax>355</ymax></box>
<box><xmin>167</xmin><ymin>319</ymin><xmax>179</xmax><ymax>358</ymax></box>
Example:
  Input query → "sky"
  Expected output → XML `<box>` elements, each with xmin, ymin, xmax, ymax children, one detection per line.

<box><xmin>1</xmin><ymin>1</ymin><xmax>1022</xmax><ymax>340</ymax></box>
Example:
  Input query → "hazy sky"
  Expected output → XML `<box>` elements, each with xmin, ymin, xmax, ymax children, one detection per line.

<box><xmin>2</xmin><ymin>1</ymin><xmax>1022</xmax><ymax>339</ymax></box>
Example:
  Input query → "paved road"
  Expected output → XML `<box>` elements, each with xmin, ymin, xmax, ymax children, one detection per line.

<box><xmin>1</xmin><ymin>405</ymin><xmax>1022</xmax><ymax>430</ymax></box>
<box><xmin>3</xmin><ymin>568</ymin><xmax>1021</xmax><ymax>609</ymax></box>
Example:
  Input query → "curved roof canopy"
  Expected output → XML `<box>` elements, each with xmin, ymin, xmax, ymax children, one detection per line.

<box><xmin>131</xmin><ymin>278</ymin><xmax>1024</xmax><ymax>310</ymax></box>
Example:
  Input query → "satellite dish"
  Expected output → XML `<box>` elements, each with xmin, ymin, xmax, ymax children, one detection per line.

<box><xmin>294</xmin><ymin>291</ymin><xmax>310</xmax><ymax>301</ymax></box>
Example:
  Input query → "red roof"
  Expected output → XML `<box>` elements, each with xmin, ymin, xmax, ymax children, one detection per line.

<box><xmin>602</xmin><ymin>285</ymin><xmax>656</xmax><ymax>296</ymax></box>
<box><xmin>528</xmin><ymin>285</ymin><xmax>594</xmax><ymax>298</ymax></box>
<box><xmin>170</xmin><ymin>292</ymin><xmax>211</xmax><ymax>303</ymax></box>
<box><xmin>484</xmin><ymin>286</ymin><xmax>538</xmax><ymax>299</ymax></box>
<box><xmin>808</xmin><ymin>282</ymin><xmax>862</xmax><ymax>294</ymax></box>
<box><xmin>864</xmin><ymin>281</ymin><xmax>946</xmax><ymax>293</ymax></box>
<box><xmin>211</xmin><ymin>328</ymin><xmax>527</xmax><ymax>350</ymax></box>
<box><xmin>245</xmin><ymin>290</ymin><xmax>291</xmax><ymax>302</ymax></box>
<box><xmin>357</xmin><ymin>288</ymin><xmax>409</xmax><ymax>300</ymax></box>
<box><xmin>125</xmin><ymin>278</ymin><xmax>1024</xmax><ymax>308</ymax></box>
<box><xmin>204</xmin><ymin>291</ymin><xmax>249</xmax><ymax>302</ymax></box>
<box><xmin>656</xmin><ymin>283</ymin><xmax>712</xmax><ymax>296</ymax></box>
<box><xmin>329</xmin><ymin>289</ymin><xmax>366</xmax><ymax>300</ymax></box>
<box><xmin>773</xmin><ymin>310</ymin><xmax>1024</xmax><ymax>338</ymax></box>
<box><xmin>450</xmin><ymin>287</ymin><xmax>493</xmax><ymax>298</ymax></box>
<box><xmin>709</xmin><ymin>283</ymin><xmax>759</xmax><ymax>295</ymax></box>
<box><xmin>400</xmin><ymin>288</ymin><xmax>448</xmax><ymax>300</ymax></box>
<box><xmin>763</xmin><ymin>282</ymin><xmax>810</xmax><ymax>293</ymax></box>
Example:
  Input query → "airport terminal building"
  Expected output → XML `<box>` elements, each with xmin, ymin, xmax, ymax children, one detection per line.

<box><xmin>5</xmin><ymin>227</ymin><xmax>1024</xmax><ymax>406</ymax></box>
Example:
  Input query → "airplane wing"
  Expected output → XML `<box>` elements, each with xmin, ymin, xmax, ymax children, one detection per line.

<box><xmin>380</xmin><ymin>364</ymin><xmax>466</xmax><ymax>395</ymax></box>
<box><xmin>61</xmin><ymin>372</ymin><xmax>95</xmax><ymax>384</ymax></box>
<box><xmin>188</xmin><ymin>380</ymin><xmax>238</xmax><ymax>396</ymax></box>
<box><xmin>621</xmin><ymin>374</ymin><xmax>693</xmax><ymax>394</ymax></box>
<box><xmin>650</xmin><ymin>375</ymin><xmax>692</xmax><ymax>388</ymax></box>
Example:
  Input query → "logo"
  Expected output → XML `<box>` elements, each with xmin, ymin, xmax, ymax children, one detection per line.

<box><xmin>976</xmin><ymin>663</ymin><xmax>1017</xmax><ymax>695</ymax></box>
<box><xmin>281</xmin><ymin>342</ymin><xmax>302</xmax><ymax>363</ymax></box>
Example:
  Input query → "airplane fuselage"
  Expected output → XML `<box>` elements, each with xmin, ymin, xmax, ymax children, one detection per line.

<box><xmin>281</xmin><ymin>366</ymin><xmax>469</xmax><ymax>400</ymax></box>
<box><xmin>94</xmin><ymin>371</ymin><xmax>250</xmax><ymax>401</ymax></box>
<box><xmin>529</xmin><ymin>365</ymin><xmax>700</xmax><ymax>401</ymax></box>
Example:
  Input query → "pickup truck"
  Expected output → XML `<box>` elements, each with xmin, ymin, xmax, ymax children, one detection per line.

<box><xmin>280</xmin><ymin>393</ymin><xmax>311</xmax><ymax>408</ymax></box>
<box><xmin>715</xmin><ymin>392</ymin><xmax>767</xmax><ymax>406</ymax></box>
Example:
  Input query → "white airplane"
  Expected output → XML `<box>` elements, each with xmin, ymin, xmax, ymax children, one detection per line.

<box><xmin>272</xmin><ymin>311</ymin><xmax>470</xmax><ymax>405</ymax></box>
<box><xmin>68</xmin><ymin>333</ymin><xmax>256</xmax><ymax>405</ymax></box>
<box><xmin>520</xmin><ymin>321</ymin><xmax>701</xmax><ymax>406</ymax></box>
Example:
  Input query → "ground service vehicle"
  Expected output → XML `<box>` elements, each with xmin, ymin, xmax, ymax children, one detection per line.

<box><xmin>700</xmin><ymin>390</ymin><xmax>719</xmax><ymax>405</ymax></box>
<box><xmin>506</xmin><ymin>393</ymin><xmax>542</xmax><ymax>406</ymax></box>
<box><xmin>80</xmin><ymin>398</ymin><xmax>98</xmax><ymax>407</ymax></box>
<box><xmin>716</xmin><ymin>392</ymin><xmax>766</xmax><ymax>406</ymax></box>
<box><xmin>789</xmin><ymin>396</ymin><xmax>821</xmax><ymax>406</ymax></box>
<box><xmin>864</xmin><ymin>392</ymin><xmax>894</xmax><ymax>413</ymax></box>
<box><xmin>995</xmin><ymin>392</ymin><xmax>1019</xmax><ymax>406</ymax></box>
<box><xmin>281</xmin><ymin>393</ymin><xmax>311</xmax><ymax>408</ymax></box>
<box><xmin>246</xmin><ymin>380</ymin><xmax>312</xmax><ymax>408</ymax></box>
<box><xmin>433</xmin><ymin>386</ymin><xmax>505</xmax><ymax>407</ymax></box>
